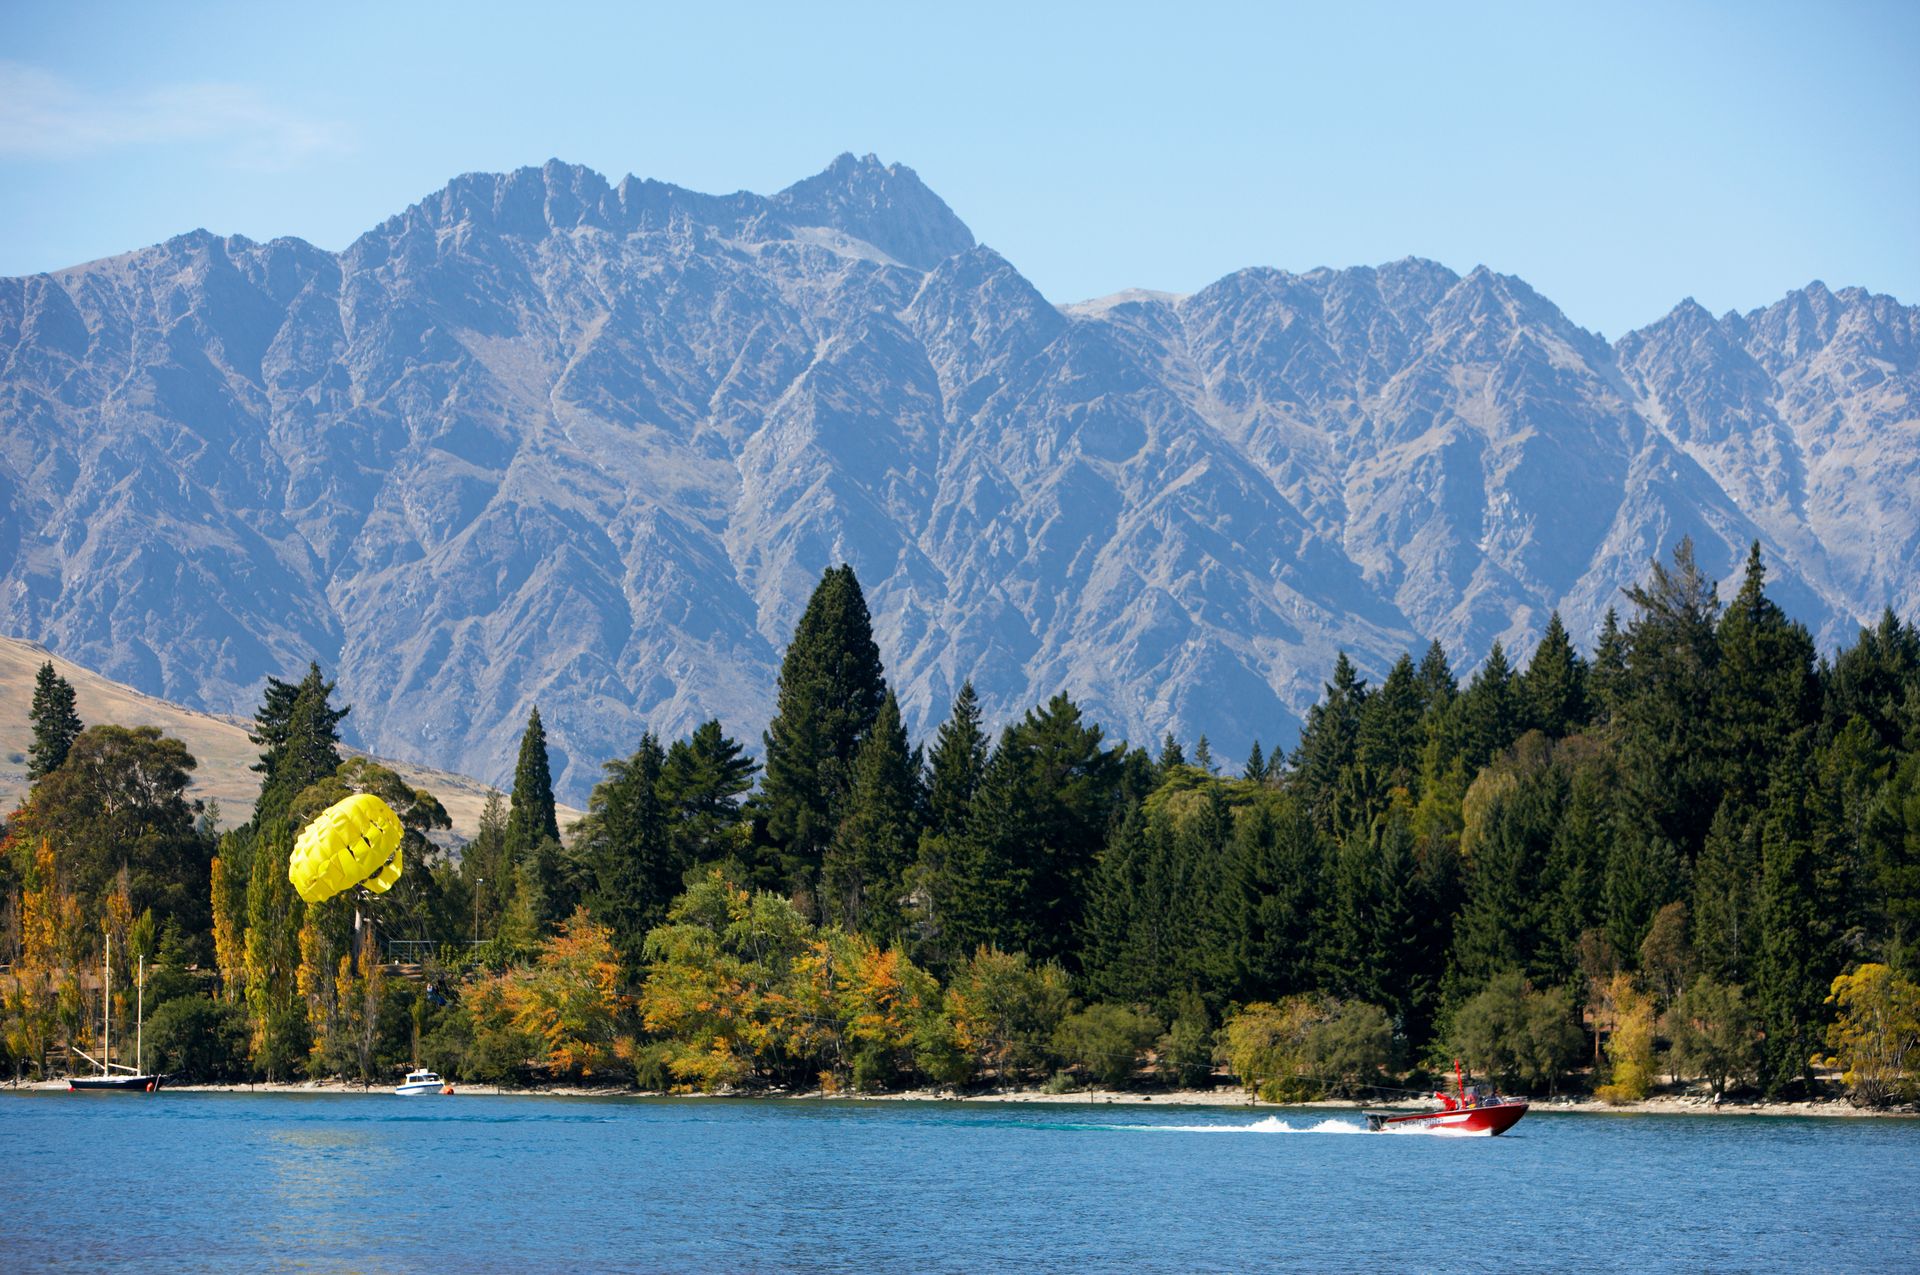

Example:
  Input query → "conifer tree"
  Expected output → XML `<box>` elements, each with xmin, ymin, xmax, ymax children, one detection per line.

<box><xmin>584</xmin><ymin>732</ymin><xmax>671</xmax><ymax>983</ymax></box>
<box><xmin>1714</xmin><ymin>543</ymin><xmax>1818</xmax><ymax>813</ymax></box>
<box><xmin>658</xmin><ymin>720</ymin><xmax>757</xmax><ymax>867</ymax></box>
<box><xmin>1231</xmin><ymin>796</ymin><xmax>1325</xmax><ymax>1002</ymax></box>
<box><xmin>1192</xmin><ymin>735</ymin><xmax>1215</xmax><ymax>774</ymax></box>
<box><xmin>825</xmin><ymin>692</ymin><xmax>919</xmax><ymax>936</ymax></box>
<box><xmin>1157</xmin><ymin>732</ymin><xmax>1187</xmax><ymax>773</ymax></box>
<box><xmin>1756</xmin><ymin>756</ymin><xmax>1822</xmax><ymax>1095</ymax></box>
<box><xmin>1826</xmin><ymin>609</ymin><xmax>1920</xmax><ymax>753</ymax></box>
<box><xmin>1003</xmin><ymin>694</ymin><xmax>1123</xmax><ymax>964</ymax></box>
<box><xmin>1457</xmin><ymin>641</ymin><xmax>1522</xmax><ymax>771</ymax></box>
<box><xmin>1293</xmin><ymin>652</ymin><xmax>1369</xmax><ymax>837</ymax></box>
<box><xmin>1241</xmin><ymin>741</ymin><xmax>1267</xmax><ymax>783</ymax></box>
<box><xmin>1357</xmin><ymin>653</ymin><xmax>1423</xmax><ymax>806</ymax></box>
<box><xmin>1521</xmin><ymin>612</ymin><xmax>1590</xmax><ymax>737</ymax></box>
<box><xmin>26</xmin><ymin>661</ymin><xmax>82</xmax><ymax>781</ymax></box>
<box><xmin>1080</xmin><ymin>802</ymin><xmax>1149</xmax><ymax>1003</ymax></box>
<box><xmin>505</xmin><ymin>706</ymin><xmax>562</xmax><ymax>857</ymax></box>
<box><xmin>942</xmin><ymin>731</ymin><xmax>1033</xmax><ymax>958</ymax></box>
<box><xmin>251</xmin><ymin>664</ymin><xmax>348</xmax><ymax>826</ymax></box>
<box><xmin>757</xmin><ymin>565</ymin><xmax>889</xmax><ymax>888</ymax></box>
<box><xmin>1415</xmin><ymin>640</ymin><xmax>1458</xmax><ymax>717</ymax></box>
<box><xmin>925</xmin><ymin>682</ymin><xmax>987</xmax><ymax>839</ymax></box>
<box><xmin>1618</xmin><ymin>538</ymin><xmax>1723</xmax><ymax>860</ymax></box>
<box><xmin>505</xmin><ymin>707</ymin><xmax>569</xmax><ymax>929</ymax></box>
<box><xmin>1693</xmin><ymin>802</ymin><xmax>1760</xmax><ymax>985</ymax></box>
<box><xmin>1589</xmin><ymin>608</ymin><xmax>1628</xmax><ymax>723</ymax></box>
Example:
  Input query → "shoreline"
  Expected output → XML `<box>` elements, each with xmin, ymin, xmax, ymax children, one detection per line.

<box><xmin>9</xmin><ymin>1077</ymin><xmax>1912</xmax><ymax>1117</ymax></box>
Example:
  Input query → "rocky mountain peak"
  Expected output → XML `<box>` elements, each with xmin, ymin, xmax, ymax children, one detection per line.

<box><xmin>772</xmin><ymin>153</ymin><xmax>975</xmax><ymax>269</ymax></box>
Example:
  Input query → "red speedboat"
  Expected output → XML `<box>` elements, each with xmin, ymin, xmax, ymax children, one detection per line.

<box><xmin>1364</xmin><ymin>1061</ymin><xmax>1527</xmax><ymax>1135</ymax></box>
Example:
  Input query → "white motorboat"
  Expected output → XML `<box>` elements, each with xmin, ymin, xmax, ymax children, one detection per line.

<box><xmin>394</xmin><ymin>1068</ymin><xmax>452</xmax><ymax>1096</ymax></box>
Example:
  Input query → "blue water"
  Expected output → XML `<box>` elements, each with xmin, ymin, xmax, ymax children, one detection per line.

<box><xmin>3</xmin><ymin>1094</ymin><xmax>1916</xmax><ymax>1272</ymax></box>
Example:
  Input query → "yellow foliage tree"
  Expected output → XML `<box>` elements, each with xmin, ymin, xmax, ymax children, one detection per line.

<box><xmin>1595</xmin><ymin>973</ymin><xmax>1656</xmax><ymax>1103</ymax></box>
<box><xmin>1820</xmin><ymin>964</ymin><xmax>1920</xmax><ymax>1108</ymax></box>
<box><xmin>490</xmin><ymin>907</ymin><xmax>635</xmax><ymax>1080</ymax></box>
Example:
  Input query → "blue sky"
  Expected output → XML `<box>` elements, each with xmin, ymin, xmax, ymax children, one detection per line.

<box><xmin>1</xmin><ymin>0</ymin><xmax>1914</xmax><ymax>336</ymax></box>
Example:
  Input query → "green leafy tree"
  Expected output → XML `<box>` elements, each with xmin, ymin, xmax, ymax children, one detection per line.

<box><xmin>1051</xmin><ymin>1002</ymin><xmax>1160</xmax><ymax>1087</ymax></box>
<box><xmin>243</xmin><ymin>822</ymin><xmax>306</xmax><ymax>1080</ymax></box>
<box><xmin>19</xmin><ymin>725</ymin><xmax>211</xmax><ymax>945</ymax></box>
<box><xmin>1665</xmin><ymin>975</ymin><xmax>1759</xmax><ymax>1100</ymax></box>
<box><xmin>1756</xmin><ymin>756</ymin><xmax>1823</xmax><ymax>1095</ymax></box>
<box><xmin>1450</xmin><ymin>970</ymin><xmax>1582</xmax><ymax>1095</ymax></box>
<box><xmin>26</xmin><ymin>661</ymin><xmax>83</xmax><ymax>781</ymax></box>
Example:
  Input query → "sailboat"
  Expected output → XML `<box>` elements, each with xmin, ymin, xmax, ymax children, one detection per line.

<box><xmin>69</xmin><ymin>933</ymin><xmax>163</xmax><ymax>1092</ymax></box>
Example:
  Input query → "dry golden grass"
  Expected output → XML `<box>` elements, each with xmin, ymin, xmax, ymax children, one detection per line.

<box><xmin>0</xmin><ymin>635</ymin><xmax>579</xmax><ymax>839</ymax></box>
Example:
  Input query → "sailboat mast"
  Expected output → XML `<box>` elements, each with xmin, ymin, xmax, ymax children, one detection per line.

<box><xmin>103</xmin><ymin>931</ymin><xmax>111</xmax><ymax>1073</ymax></box>
<box><xmin>137</xmin><ymin>955</ymin><xmax>145</xmax><ymax>1076</ymax></box>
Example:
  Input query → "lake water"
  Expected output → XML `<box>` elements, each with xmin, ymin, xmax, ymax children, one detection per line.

<box><xmin>3</xmin><ymin>1092</ymin><xmax>1915</xmax><ymax>1272</ymax></box>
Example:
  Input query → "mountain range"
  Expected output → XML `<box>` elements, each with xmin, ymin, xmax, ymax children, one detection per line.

<box><xmin>2</xmin><ymin>154</ymin><xmax>1914</xmax><ymax>803</ymax></box>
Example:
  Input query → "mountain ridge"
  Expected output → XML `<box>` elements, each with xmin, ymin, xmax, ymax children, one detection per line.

<box><xmin>3</xmin><ymin>156</ymin><xmax>1914</xmax><ymax>802</ymax></box>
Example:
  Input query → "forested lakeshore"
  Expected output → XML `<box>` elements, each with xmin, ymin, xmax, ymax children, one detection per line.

<box><xmin>4</xmin><ymin>541</ymin><xmax>1920</xmax><ymax>1109</ymax></box>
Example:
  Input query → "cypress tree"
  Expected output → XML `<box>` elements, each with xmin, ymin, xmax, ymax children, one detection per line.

<box><xmin>26</xmin><ymin>661</ymin><xmax>83</xmax><ymax>781</ymax></box>
<box><xmin>505</xmin><ymin>706</ymin><xmax>562</xmax><ymax>853</ymax></box>
<box><xmin>1521</xmin><ymin>612</ymin><xmax>1590</xmax><ymax>737</ymax></box>
<box><xmin>825</xmin><ymin>692</ymin><xmax>919</xmax><ymax>936</ymax></box>
<box><xmin>757</xmin><ymin>565</ymin><xmax>889</xmax><ymax>888</ymax></box>
<box><xmin>505</xmin><ymin>707</ymin><xmax>569</xmax><ymax>929</ymax></box>
<box><xmin>925</xmin><ymin>682</ymin><xmax>987</xmax><ymax>839</ymax></box>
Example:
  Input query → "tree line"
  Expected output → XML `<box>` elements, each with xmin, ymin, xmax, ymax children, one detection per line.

<box><xmin>4</xmin><ymin>543</ymin><xmax>1919</xmax><ymax>1104</ymax></box>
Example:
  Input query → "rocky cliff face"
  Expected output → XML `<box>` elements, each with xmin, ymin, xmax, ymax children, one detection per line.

<box><xmin>2</xmin><ymin>155</ymin><xmax>1913</xmax><ymax>801</ymax></box>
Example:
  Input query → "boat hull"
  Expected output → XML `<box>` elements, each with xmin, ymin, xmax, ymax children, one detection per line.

<box><xmin>1365</xmin><ymin>1101</ymin><xmax>1527</xmax><ymax>1135</ymax></box>
<box><xmin>69</xmin><ymin>1074</ymin><xmax>163</xmax><ymax>1092</ymax></box>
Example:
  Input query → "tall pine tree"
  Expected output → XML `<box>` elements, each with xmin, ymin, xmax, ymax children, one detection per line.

<box><xmin>825</xmin><ymin>692</ymin><xmax>919</xmax><ymax>936</ymax></box>
<box><xmin>756</xmin><ymin>564</ymin><xmax>889</xmax><ymax>892</ymax></box>
<box><xmin>26</xmin><ymin>661</ymin><xmax>82</xmax><ymax>781</ymax></box>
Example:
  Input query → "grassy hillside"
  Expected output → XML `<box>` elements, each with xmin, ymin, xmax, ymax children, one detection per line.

<box><xmin>0</xmin><ymin>635</ymin><xmax>580</xmax><ymax>839</ymax></box>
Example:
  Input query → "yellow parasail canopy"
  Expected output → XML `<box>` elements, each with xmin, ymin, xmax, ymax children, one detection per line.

<box><xmin>289</xmin><ymin>793</ymin><xmax>404</xmax><ymax>903</ymax></box>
